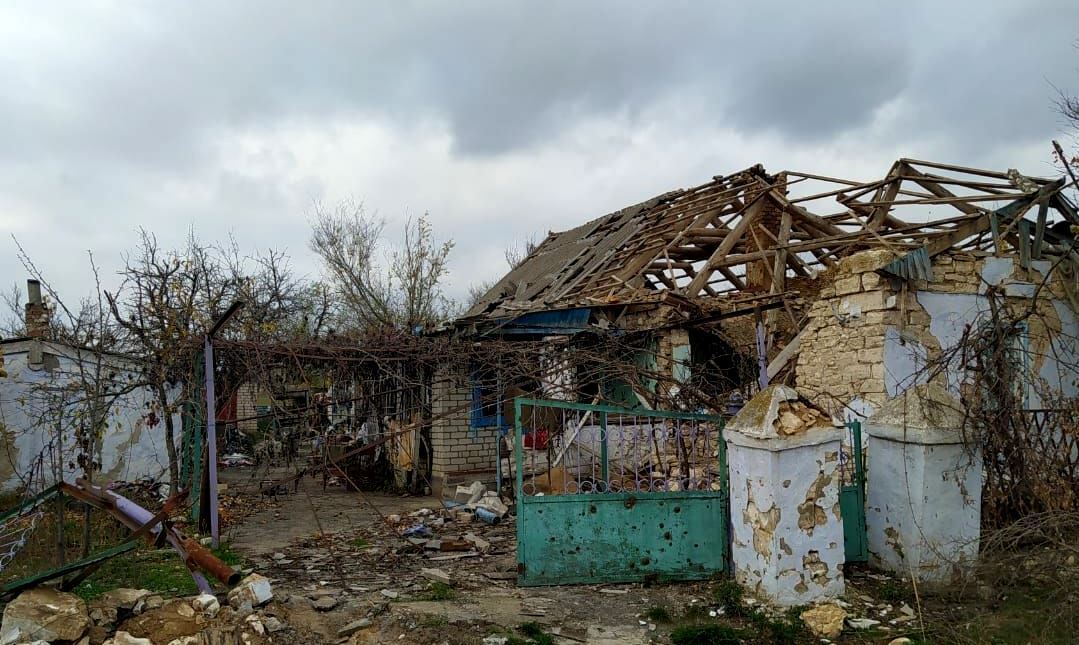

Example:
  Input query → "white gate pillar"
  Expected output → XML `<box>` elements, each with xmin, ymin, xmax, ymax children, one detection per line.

<box><xmin>726</xmin><ymin>385</ymin><xmax>846</xmax><ymax>606</ymax></box>
<box><xmin>865</xmin><ymin>383</ymin><xmax>981</xmax><ymax>584</ymax></box>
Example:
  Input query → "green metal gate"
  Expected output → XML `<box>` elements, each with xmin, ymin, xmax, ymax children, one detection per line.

<box><xmin>514</xmin><ymin>398</ymin><xmax>727</xmax><ymax>586</ymax></box>
<box><xmin>839</xmin><ymin>420</ymin><xmax>868</xmax><ymax>562</ymax></box>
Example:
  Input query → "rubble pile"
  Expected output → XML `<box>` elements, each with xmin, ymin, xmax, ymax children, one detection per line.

<box><xmin>0</xmin><ymin>575</ymin><xmax>289</xmax><ymax>645</ymax></box>
<box><xmin>774</xmin><ymin>398</ymin><xmax>834</xmax><ymax>435</ymax></box>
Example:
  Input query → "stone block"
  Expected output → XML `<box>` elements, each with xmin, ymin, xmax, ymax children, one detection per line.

<box><xmin>834</xmin><ymin>275</ymin><xmax>862</xmax><ymax>296</ymax></box>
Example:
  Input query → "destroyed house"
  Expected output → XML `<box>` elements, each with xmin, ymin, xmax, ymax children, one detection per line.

<box><xmin>428</xmin><ymin>158</ymin><xmax>1079</xmax><ymax>492</ymax></box>
<box><xmin>0</xmin><ymin>281</ymin><xmax>178</xmax><ymax>492</ymax></box>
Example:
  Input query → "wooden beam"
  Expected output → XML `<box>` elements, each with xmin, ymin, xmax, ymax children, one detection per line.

<box><xmin>685</xmin><ymin>194</ymin><xmax>764</xmax><ymax>294</ymax></box>
<box><xmin>903</xmin><ymin>165</ymin><xmax>982</xmax><ymax>215</ymax></box>
<box><xmin>1033</xmin><ymin>198</ymin><xmax>1049</xmax><ymax>259</ymax></box>
<box><xmin>772</xmin><ymin>190</ymin><xmax>848</xmax><ymax>238</ymax></box>
<box><xmin>718</xmin><ymin>267</ymin><xmax>747</xmax><ymax>291</ymax></box>
<box><xmin>767</xmin><ymin>328</ymin><xmax>804</xmax><ymax>380</ymax></box>
<box><xmin>771</xmin><ymin>210</ymin><xmax>792</xmax><ymax>294</ymax></box>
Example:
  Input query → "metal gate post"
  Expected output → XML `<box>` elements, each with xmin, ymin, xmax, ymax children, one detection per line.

<box><xmin>599</xmin><ymin>411</ymin><xmax>609</xmax><ymax>485</ymax></box>
<box><xmin>840</xmin><ymin>420</ymin><xmax>868</xmax><ymax>562</ymax></box>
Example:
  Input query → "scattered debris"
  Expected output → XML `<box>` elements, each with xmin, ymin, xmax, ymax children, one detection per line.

<box><xmin>847</xmin><ymin>617</ymin><xmax>882</xmax><ymax>630</ymax></box>
<box><xmin>454</xmin><ymin>481</ymin><xmax>486</xmax><ymax>504</ymax></box>
<box><xmin>190</xmin><ymin>593</ymin><xmax>220</xmax><ymax>618</ymax></box>
<box><xmin>420</xmin><ymin>568</ymin><xmax>453</xmax><ymax>585</ymax></box>
<box><xmin>227</xmin><ymin>573</ymin><xmax>274</xmax><ymax>609</ymax></box>
<box><xmin>311</xmin><ymin>595</ymin><xmax>339</xmax><ymax>611</ymax></box>
<box><xmin>338</xmin><ymin>618</ymin><xmax>373</xmax><ymax>637</ymax></box>
<box><xmin>402</xmin><ymin>523</ymin><xmax>433</xmax><ymax>538</ymax></box>
<box><xmin>263</xmin><ymin>616</ymin><xmax>286</xmax><ymax>633</ymax></box>
<box><xmin>103</xmin><ymin>631</ymin><xmax>154</xmax><ymax>645</ymax></box>
<box><xmin>99</xmin><ymin>588</ymin><xmax>153</xmax><ymax>612</ymax></box>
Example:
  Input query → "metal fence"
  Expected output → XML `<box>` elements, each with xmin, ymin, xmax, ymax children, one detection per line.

<box><xmin>514</xmin><ymin>398</ymin><xmax>727</xmax><ymax>586</ymax></box>
<box><xmin>516</xmin><ymin>403</ymin><xmax>724</xmax><ymax>496</ymax></box>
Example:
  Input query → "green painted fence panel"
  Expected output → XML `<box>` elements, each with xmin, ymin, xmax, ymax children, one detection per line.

<box><xmin>517</xmin><ymin>491</ymin><xmax>727</xmax><ymax>586</ymax></box>
<box><xmin>514</xmin><ymin>397</ymin><xmax>727</xmax><ymax>586</ymax></box>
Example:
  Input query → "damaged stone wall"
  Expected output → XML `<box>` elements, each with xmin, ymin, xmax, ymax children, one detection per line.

<box><xmin>0</xmin><ymin>340</ymin><xmax>180</xmax><ymax>492</ymax></box>
<box><xmin>235</xmin><ymin>381</ymin><xmax>259</xmax><ymax>436</ymax></box>
<box><xmin>795</xmin><ymin>250</ymin><xmax>897</xmax><ymax>419</ymax></box>
<box><xmin>796</xmin><ymin>250</ymin><xmax>1079</xmax><ymax>420</ymax></box>
<box><xmin>726</xmin><ymin>385</ymin><xmax>846</xmax><ymax>606</ymax></box>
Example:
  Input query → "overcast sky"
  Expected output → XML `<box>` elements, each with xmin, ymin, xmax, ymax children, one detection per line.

<box><xmin>3</xmin><ymin>1</ymin><xmax>1079</xmax><ymax>309</ymax></box>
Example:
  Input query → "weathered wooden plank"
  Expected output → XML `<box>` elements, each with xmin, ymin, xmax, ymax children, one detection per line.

<box><xmin>1033</xmin><ymin>199</ymin><xmax>1049</xmax><ymax>259</ymax></box>
<box><xmin>685</xmin><ymin>194</ymin><xmax>764</xmax><ymax>294</ymax></box>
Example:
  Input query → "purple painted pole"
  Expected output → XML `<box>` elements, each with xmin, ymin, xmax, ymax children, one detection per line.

<box><xmin>110</xmin><ymin>490</ymin><xmax>212</xmax><ymax>594</ymax></box>
<box><xmin>204</xmin><ymin>336</ymin><xmax>220</xmax><ymax>548</ymax></box>
<box><xmin>201</xmin><ymin>300</ymin><xmax>243</xmax><ymax>551</ymax></box>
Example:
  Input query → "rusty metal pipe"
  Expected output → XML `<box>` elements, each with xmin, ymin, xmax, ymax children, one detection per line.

<box><xmin>179</xmin><ymin>536</ymin><xmax>240</xmax><ymax>585</ymax></box>
<box><xmin>66</xmin><ymin>480</ymin><xmax>235</xmax><ymax>589</ymax></box>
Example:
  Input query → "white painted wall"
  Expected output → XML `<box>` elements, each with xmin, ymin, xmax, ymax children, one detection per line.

<box><xmin>0</xmin><ymin>340</ymin><xmax>180</xmax><ymax>492</ymax></box>
<box><xmin>865</xmin><ymin>386</ymin><xmax>982</xmax><ymax>585</ymax></box>
<box><xmin>882</xmin><ymin>259</ymin><xmax>1079</xmax><ymax>409</ymax></box>
<box><xmin>865</xmin><ymin>435</ymin><xmax>981</xmax><ymax>583</ymax></box>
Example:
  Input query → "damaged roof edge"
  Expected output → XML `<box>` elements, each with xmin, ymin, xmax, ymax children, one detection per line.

<box><xmin>459</xmin><ymin>158</ymin><xmax>1069</xmax><ymax>326</ymax></box>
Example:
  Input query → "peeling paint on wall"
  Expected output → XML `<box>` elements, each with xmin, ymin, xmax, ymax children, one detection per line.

<box><xmin>744</xmin><ymin>498</ymin><xmax>781</xmax><ymax>559</ymax></box>
<box><xmin>797</xmin><ymin>471</ymin><xmax>832</xmax><ymax>534</ymax></box>
<box><xmin>0</xmin><ymin>341</ymin><xmax>179</xmax><ymax>491</ymax></box>
<box><xmin>727</xmin><ymin>387</ymin><xmax>846</xmax><ymax>606</ymax></box>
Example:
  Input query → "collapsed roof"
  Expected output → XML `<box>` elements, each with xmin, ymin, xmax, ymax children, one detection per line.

<box><xmin>463</xmin><ymin>158</ymin><xmax>1074</xmax><ymax>324</ymax></box>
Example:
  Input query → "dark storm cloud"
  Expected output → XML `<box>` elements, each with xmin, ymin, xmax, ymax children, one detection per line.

<box><xmin>0</xmin><ymin>3</ymin><xmax>928</xmax><ymax>161</ymax></box>
<box><xmin>1</xmin><ymin>1</ymin><xmax>1078</xmax><ymax>303</ymax></box>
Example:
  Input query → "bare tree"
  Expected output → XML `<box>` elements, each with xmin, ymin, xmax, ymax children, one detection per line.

<box><xmin>104</xmin><ymin>229</ymin><xmax>303</xmax><ymax>488</ymax></box>
<box><xmin>466</xmin><ymin>280</ymin><xmax>496</xmax><ymax>309</ymax></box>
<box><xmin>309</xmin><ymin>200</ymin><xmax>454</xmax><ymax>331</ymax></box>
<box><xmin>0</xmin><ymin>284</ymin><xmax>25</xmax><ymax>339</ymax></box>
<box><xmin>504</xmin><ymin>234</ymin><xmax>539</xmax><ymax>270</ymax></box>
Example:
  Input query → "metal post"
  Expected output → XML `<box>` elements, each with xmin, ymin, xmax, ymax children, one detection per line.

<box><xmin>203</xmin><ymin>300</ymin><xmax>244</xmax><ymax>550</ymax></box>
<box><xmin>755</xmin><ymin>319</ymin><xmax>769</xmax><ymax>389</ymax></box>
<box><xmin>599</xmin><ymin>411</ymin><xmax>609</xmax><ymax>486</ymax></box>
<box><xmin>203</xmin><ymin>336</ymin><xmax>219</xmax><ymax>548</ymax></box>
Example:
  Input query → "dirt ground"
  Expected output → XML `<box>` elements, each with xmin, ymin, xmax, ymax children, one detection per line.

<box><xmin>220</xmin><ymin>466</ymin><xmax>433</xmax><ymax>556</ymax></box>
<box><xmin>213</xmin><ymin>466</ymin><xmax>940</xmax><ymax>645</ymax></box>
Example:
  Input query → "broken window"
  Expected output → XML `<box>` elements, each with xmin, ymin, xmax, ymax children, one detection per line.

<box><xmin>470</xmin><ymin>366</ymin><xmax>503</xmax><ymax>430</ymax></box>
<box><xmin>974</xmin><ymin>319</ymin><xmax>1032</xmax><ymax>409</ymax></box>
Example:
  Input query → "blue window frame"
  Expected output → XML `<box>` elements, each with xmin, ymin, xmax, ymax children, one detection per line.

<box><xmin>470</xmin><ymin>368</ymin><xmax>503</xmax><ymax>430</ymax></box>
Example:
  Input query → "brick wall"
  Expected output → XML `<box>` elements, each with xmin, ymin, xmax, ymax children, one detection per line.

<box><xmin>430</xmin><ymin>363</ymin><xmax>498</xmax><ymax>495</ymax></box>
<box><xmin>236</xmin><ymin>382</ymin><xmax>258</xmax><ymax>435</ymax></box>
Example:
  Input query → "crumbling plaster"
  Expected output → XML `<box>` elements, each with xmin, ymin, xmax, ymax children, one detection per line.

<box><xmin>727</xmin><ymin>386</ymin><xmax>845</xmax><ymax>606</ymax></box>
<box><xmin>0</xmin><ymin>343</ymin><xmax>179</xmax><ymax>492</ymax></box>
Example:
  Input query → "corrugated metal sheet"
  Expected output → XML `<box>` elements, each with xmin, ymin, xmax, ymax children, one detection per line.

<box><xmin>489</xmin><ymin>307</ymin><xmax>592</xmax><ymax>336</ymax></box>
<box><xmin>880</xmin><ymin>246</ymin><xmax>933</xmax><ymax>281</ymax></box>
